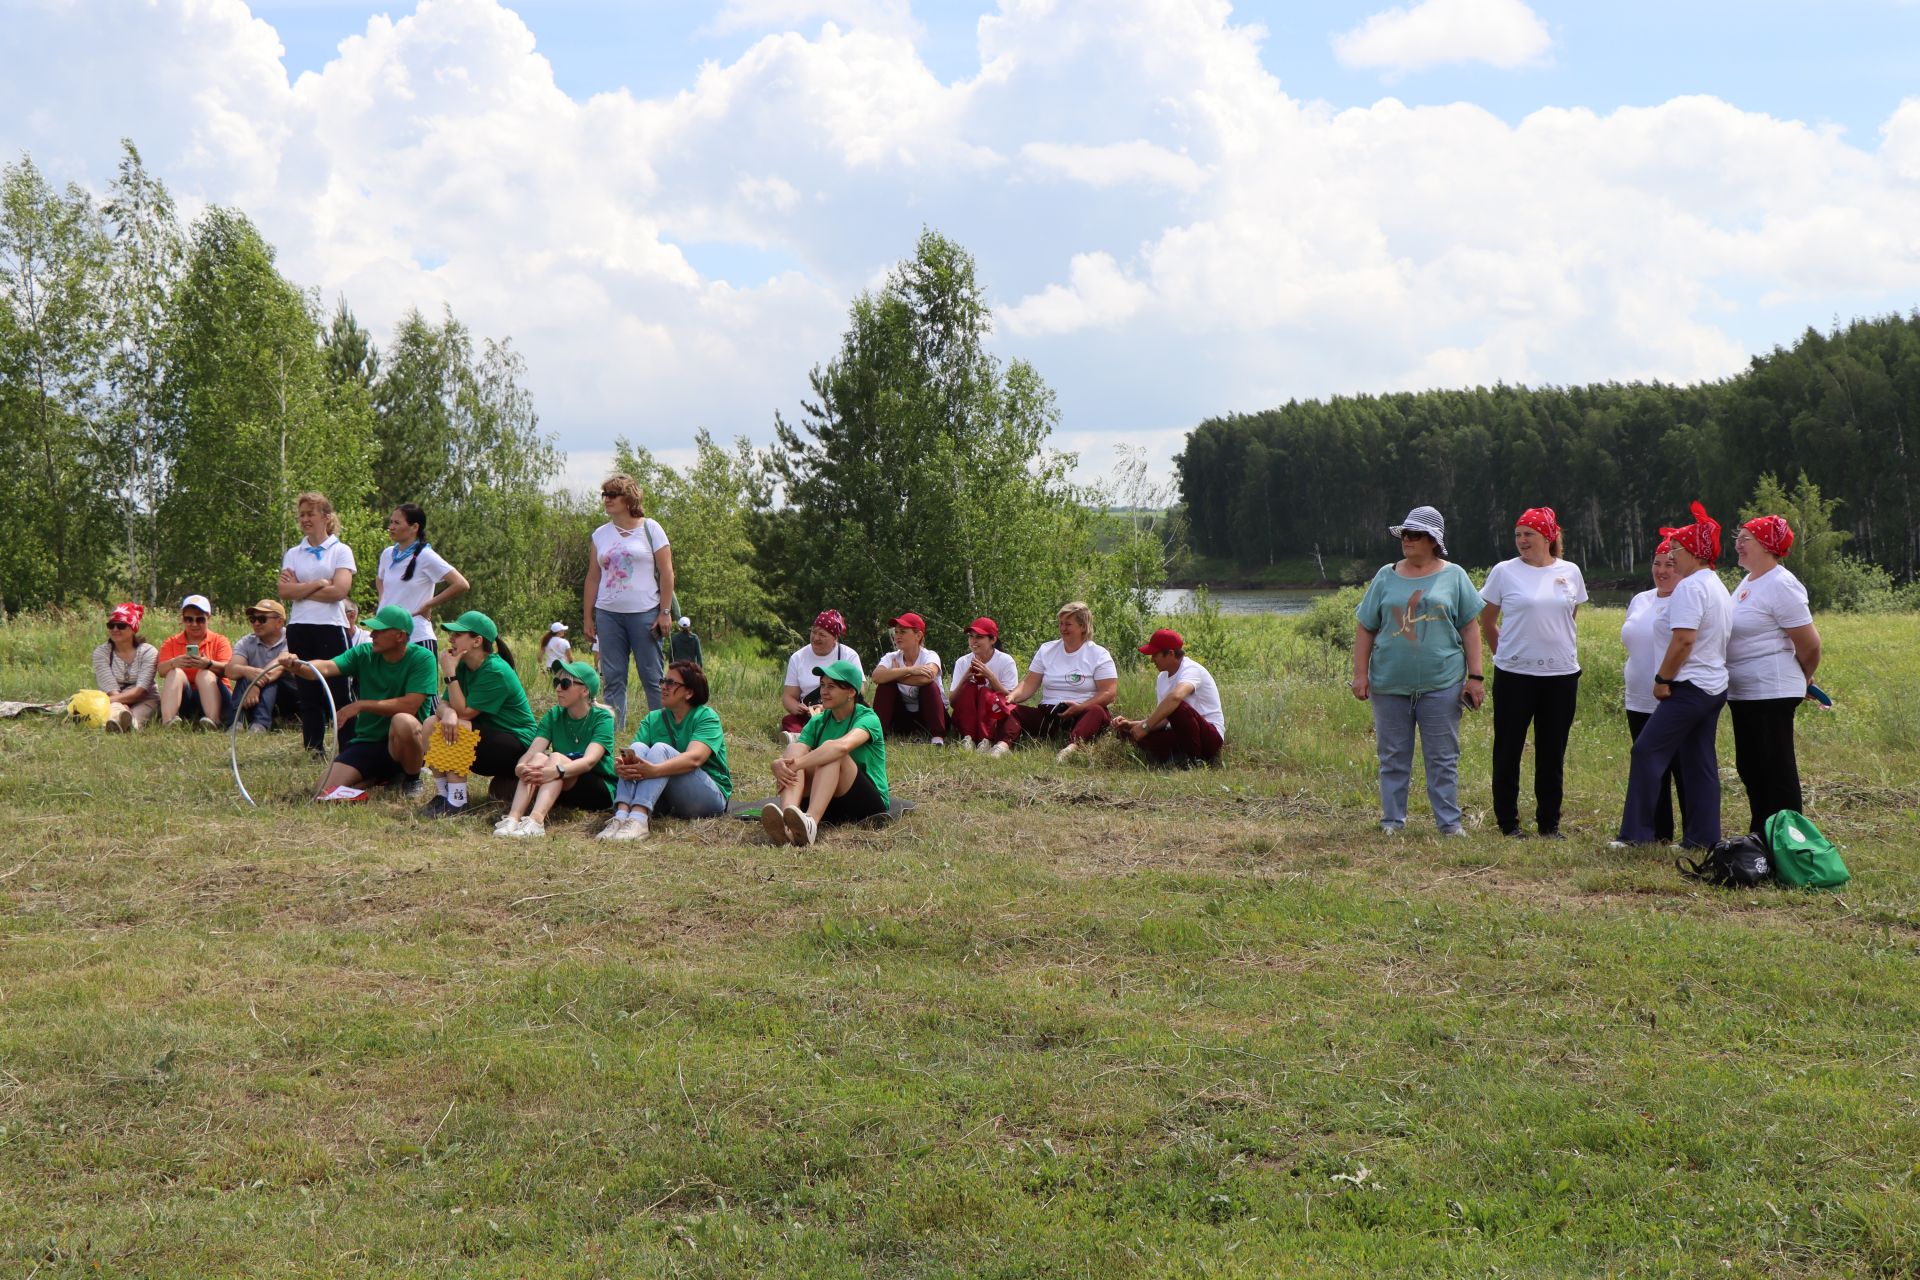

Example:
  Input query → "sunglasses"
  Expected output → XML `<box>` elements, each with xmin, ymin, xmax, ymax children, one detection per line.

<box><xmin>658</xmin><ymin>678</ymin><xmax>685</xmax><ymax>690</ymax></box>
<box><xmin>181</xmin><ymin>614</ymin><xmax>208</xmax><ymax>624</ymax></box>
<box><xmin>247</xmin><ymin>614</ymin><xmax>273</xmax><ymax>623</ymax></box>
<box><xmin>107</xmin><ymin>621</ymin><xmax>130</xmax><ymax>630</ymax></box>
<box><xmin>552</xmin><ymin>678</ymin><xmax>581</xmax><ymax>691</ymax></box>
<box><xmin>600</xmin><ymin>490</ymin><xmax>622</xmax><ymax>499</ymax></box>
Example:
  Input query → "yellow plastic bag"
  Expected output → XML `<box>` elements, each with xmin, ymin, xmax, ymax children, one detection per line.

<box><xmin>67</xmin><ymin>689</ymin><xmax>112</xmax><ymax>728</ymax></box>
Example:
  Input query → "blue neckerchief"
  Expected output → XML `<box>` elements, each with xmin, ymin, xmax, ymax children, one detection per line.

<box><xmin>302</xmin><ymin>535</ymin><xmax>335</xmax><ymax>559</ymax></box>
<box><xmin>390</xmin><ymin>540</ymin><xmax>419</xmax><ymax>563</ymax></box>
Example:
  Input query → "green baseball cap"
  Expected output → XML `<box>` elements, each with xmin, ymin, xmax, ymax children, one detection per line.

<box><xmin>812</xmin><ymin>659</ymin><xmax>862</xmax><ymax>689</ymax></box>
<box><xmin>367</xmin><ymin>604</ymin><xmax>415</xmax><ymax>634</ymax></box>
<box><xmin>441</xmin><ymin>610</ymin><xmax>499</xmax><ymax>642</ymax></box>
<box><xmin>554</xmin><ymin>659</ymin><xmax>600</xmax><ymax>698</ymax></box>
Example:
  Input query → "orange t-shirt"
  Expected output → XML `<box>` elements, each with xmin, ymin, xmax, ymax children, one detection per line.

<box><xmin>158</xmin><ymin>631</ymin><xmax>235</xmax><ymax>689</ymax></box>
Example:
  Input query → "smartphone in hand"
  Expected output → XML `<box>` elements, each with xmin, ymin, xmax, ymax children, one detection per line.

<box><xmin>186</xmin><ymin>643</ymin><xmax>201</xmax><ymax>660</ymax></box>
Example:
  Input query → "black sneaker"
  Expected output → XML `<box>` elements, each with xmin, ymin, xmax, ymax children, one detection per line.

<box><xmin>1502</xmin><ymin>827</ymin><xmax>1528</xmax><ymax>839</ymax></box>
<box><xmin>416</xmin><ymin>795</ymin><xmax>451</xmax><ymax>819</ymax></box>
<box><xmin>1538</xmin><ymin>828</ymin><xmax>1566</xmax><ymax>840</ymax></box>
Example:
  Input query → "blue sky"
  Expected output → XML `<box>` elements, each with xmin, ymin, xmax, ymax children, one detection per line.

<box><xmin>9</xmin><ymin>0</ymin><xmax>1920</xmax><ymax>491</ymax></box>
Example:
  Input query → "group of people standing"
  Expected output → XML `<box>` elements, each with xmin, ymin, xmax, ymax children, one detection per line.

<box><xmin>1352</xmin><ymin>501</ymin><xmax>1822</xmax><ymax>848</ymax></box>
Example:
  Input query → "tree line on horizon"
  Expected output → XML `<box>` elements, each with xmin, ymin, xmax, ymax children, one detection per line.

<box><xmin>1176</xmin><ymin>314</ymin><xmax>1920</xmax><ymax>593</ymax></box>
<box><xmin>0</xmin><ymin>142</ymin><xmax>1158</xmax><ymax>658</ymax></box>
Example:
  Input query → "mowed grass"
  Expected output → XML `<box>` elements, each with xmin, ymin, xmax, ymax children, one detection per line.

<box><xmin>1</xmin><ymin>610</ymin><xmax>1917</xmax><ymax>1277</ymax></box>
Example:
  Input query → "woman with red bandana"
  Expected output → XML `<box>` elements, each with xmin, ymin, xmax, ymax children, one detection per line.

<box><xmin>1727</xmin><ymin>514</ymin><xmax>1822</xmax><ymax>832</ymax></box>
<box><xmin>92</xmin><ymin>603</ymin><xmax>160</xmax><ymax>732</ymax></box>
<box><xmin>779</xmin><ymin>610</ymin><xmax>864</xmax><ymax>743</ymax></box>
<box><xmin>1613</xmin><ymin>502</ymin><xmax>1733</xmax><ymax>850</ymax></box>
<box><xmin>1478</xmin><ymin>506</ymin><xmax>1589</xmax><ymax>837</ymax></box>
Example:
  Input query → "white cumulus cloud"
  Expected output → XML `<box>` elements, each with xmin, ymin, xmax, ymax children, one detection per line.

<box><xmin>1333</xmin><ymin>0</ymin><xmax>1553</xmax><ymax>75</ymax></box>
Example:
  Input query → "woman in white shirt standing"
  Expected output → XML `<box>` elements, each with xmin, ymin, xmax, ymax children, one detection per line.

<box><xmin>1619</xmin><ymin>540</ymin><xmax>1688</xmax><ymax>843</ymax></box>
<box><xmin>997</xmin><ymin>601</ymin><xmax>1119</xmax><ymax>762</ymax></box>
<box><xmin>1614</xmin><ymin>503</ymin><xmax>1733</xmax><ymax>850</ymax></box>
<box><xmin>278</xmin><ymin>491</ymin><xmax>358</xmax><ymax>753</ymax></box>
<box><xmin>583</xmin><ymin>473</ymin><xmax>675</xmax><ymax>732</ymax></box>
<box><xmin>1478</xmin><ymin>506</ymin><xmax>1588</xmax><ymax>837</ymax></box>
<box><xmin>376</xmin><ymin>503</ymin><xmax>469</xmax><ymax>654</ymax></box>
<box><xmin>540</xmin><ymin>623</ymin><xmax>573</xmax><ymax>671</ymax></box>
<box><xmin>1727</xmin><ymin>515</ymin><xmax>1822</xmax><ymax>833</ymax></box>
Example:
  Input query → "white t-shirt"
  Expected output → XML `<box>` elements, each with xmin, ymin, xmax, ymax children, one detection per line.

<box><xmin>591</xmin><ymin>519</ymin><xmax>670</xmax><ymax>614</ymax></box>
<box><xmin>876</xmin><ymin>647</ymin><xmax>942</xmax><ymax>710</ymax></box>
<box><xmin>1479</xmin><ymin>557</ymin><xmax>1588</xmax><ymax>675</ymax></box>
<box><xmin>540</xmin><ymin>634</ymin><xmax>573</xmax><ymax>669</ymax></box>
<box><xmin>1666</xmin><ymin>568</ymin><xmax>1733</xmax><ymax>695</ymax></box>
<box><xmin>1158</xmin><ymin>657</ymin><xmax>1225</xmax><ymax>738</ymax></box>
<box><xmin>1620</xmin><ymin>588</ymin><xmax>1671</xmax><ymax>715</ymax></box>
<box><xmin>949</xmin><ymin>649</ymin><xmax>1019</xmax><ymax>695</ymax></box>
<box><xmin>347</xmin><ymin>627</ymin><xmax>372</xmax><ymax>648</ymax></box>
<box><xmin>1028</xmin><ymin>639</ymin><xmax>1118</xmax><ymax>706</ymax></box>
<box><xmin>784</xmin><ymin>642</ymin><xmax>863</xmax><ymax>699</ymax></box>
<box><xmin>378</xmin><ymin>543</ymin><xmax>457</xmax><ymax>643</ymax></box>
<box><xmin>280</xmin><ymin>536</ymin><xmax>357</xmax><ymax>627</ymax></box>
<box><xmin>1727</xmin><ymin>566</ymin><xmax>1813</xmax><ymax>701</ymax></box>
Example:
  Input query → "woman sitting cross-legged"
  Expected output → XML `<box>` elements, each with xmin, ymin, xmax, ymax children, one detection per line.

<box><xmin>93</xmin><ymin>603</ymin><xmax>160</xmax><ymax>733</ymax></box>
<box><xmin>601</xmin><ymin>660</ymin><xmax>733</xmax><ymax>841</ymax></box>
<box><xmin>494</xmin><ymin>661</ymin><xmax>617</xmax><ymax>838</ymax></box>
<box><xmin>764</xmin><ymin>659</ymin><xmax>889</xmax><ymax>848</ymax></box>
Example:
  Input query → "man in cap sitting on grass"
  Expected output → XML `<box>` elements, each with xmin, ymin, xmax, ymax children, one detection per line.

<box><xmin>1111</xmin><ymin>628</ymin><xmax>1226</xmax><ymax>767</ymax></box>
<box><xmin>275</xmin><ymin>604</ymin><xmax>436</xmax><ymax>800</ymax></box>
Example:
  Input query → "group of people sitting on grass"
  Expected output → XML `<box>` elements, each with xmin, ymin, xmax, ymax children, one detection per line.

<box><xmin>86</xmin><ymin>485</ymin><xmax>1226</xmax><ymax>848</ymax></box>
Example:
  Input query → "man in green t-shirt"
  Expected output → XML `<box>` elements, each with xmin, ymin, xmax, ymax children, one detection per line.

<box><xmin>276</xmin><ymin>604</ymin><xmax>436</xmax><ymax>799</ymax></box>
<box><xmin>765</xmin><ymin>658</ymin><xmax>889</xmax><ymax>848</ymax></box>
<box><xmin>604</xmin><ymin>659</ymin><xmax>731</xmax><ymax>841</ymax></box>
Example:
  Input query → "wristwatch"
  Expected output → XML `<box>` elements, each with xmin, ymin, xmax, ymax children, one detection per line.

<box><xmin>1653</xmin><ymin>675</ymin><xmax>1673</xmax><ymax>687</ymax></box>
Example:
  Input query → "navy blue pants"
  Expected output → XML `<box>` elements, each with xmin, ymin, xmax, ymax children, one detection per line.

<box><xmin>1619</xmin><ymin>680</ymin><xmax>1724</xmax><ymax>849</ymax></box>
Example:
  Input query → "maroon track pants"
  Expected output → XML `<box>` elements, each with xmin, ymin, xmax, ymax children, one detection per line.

<box><xmin>872</xmin><ymin>680</ymin><xmax>948</xmax><ymax>740</ymax></box>
<box><xmin>1001</xmin><ymin>702</ymin><xmax>1110</xmax><ymax>747</ymax></box>
<box><xmin>1130</xmin><ymin>701</ymin><xmax>1223</xmax><ymax>763</ymax></box>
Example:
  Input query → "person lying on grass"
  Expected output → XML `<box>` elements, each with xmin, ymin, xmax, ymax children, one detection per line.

<box><xmin>275</xmin><ymin>604</ymin><xmax>434</xmax><ymax>799</ymax></box>
<box><xmin>494</xmin><ymin>661</ymin><xmax>616</xmax><ymax>839</ymax></box>
<box><xmin>601</xmin><ymin>660</ymin><xmax>732</xmax><ymax>842</ymax></box>
<box><xmin>1110</xmin><ymin>628</ymin><xmax>1225</xmax><ymax>767</ymax></box>
<box><xmin>764</xmin><ymin>659</ymin><xmax>889</xmax><ymax>848</ymax></box>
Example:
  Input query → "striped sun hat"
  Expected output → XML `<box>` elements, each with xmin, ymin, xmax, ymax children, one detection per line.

<box><xmin>1388</xmin><ymin>506</ymin><xmax>1448</xmax><ymax>555</ymax></box>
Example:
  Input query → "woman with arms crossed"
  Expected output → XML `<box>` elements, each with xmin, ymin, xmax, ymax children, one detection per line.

<box><xmin>279</xmin><ymin>491</ymin><xmax>357</xmax><ymax>753</ymax></box>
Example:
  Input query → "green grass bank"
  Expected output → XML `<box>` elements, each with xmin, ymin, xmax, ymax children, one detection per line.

<box><xmin>0</xmin><ymin>609</ymin><xmax>1916</xmax><ymax>1277</ymax></box>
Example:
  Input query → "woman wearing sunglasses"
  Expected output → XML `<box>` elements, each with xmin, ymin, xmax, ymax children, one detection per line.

<box><xmin>92</xmin><ymin>603</ymin><xmax>160</xmax><ymax>732</ymax></box>
<box><xmin>495</xmin><ymin>661</ymin><xmax>617</xmax><ymax>837</ymax></box>
<box><xmin>602</xmin><ymin>660</ymin><xmax>732</xmax><ymax>840</ymax></box>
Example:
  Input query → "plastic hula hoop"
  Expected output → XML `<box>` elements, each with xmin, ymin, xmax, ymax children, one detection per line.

<box><xmin>230</xmin><ymin>661</ymin><xmax>340</xmax><ymax>806</ymax></box>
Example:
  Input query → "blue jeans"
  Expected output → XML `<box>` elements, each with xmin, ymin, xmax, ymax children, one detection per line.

<box><xmin>227</xmin><ymin>675</ymin><xmax>286</xmax><ymax>730</ymax></box>
<box><xmin>614</xmin><ymin>742</ymin><xmax>728</xmax><ymax>818</ymax></box>
<box><xmin>1370</xmin><ymin>682</ymin><xmax>1465</xmax><ymax>832</ymax></box>
<box><xmin>596</xmin><ymin>607</ymin><xmax>663</xmax><ymax>732</ymax></box>
<box><xmin>1620</xmin><ymin>680</ymin><xmax>1725</xmax><ymax>849</ymax></box>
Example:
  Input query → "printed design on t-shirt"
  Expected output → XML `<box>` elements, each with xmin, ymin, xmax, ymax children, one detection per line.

<box><xmin>599</xmin><ymin>544</ymin><xmax>638</xmax><ymax>594</ymax></box>
<box><xmin>1064</xmin><ymin>671</ymin><xmax>1086</xmax><ymax>685</ymax></box>
<box><xmin>1738</xmin><ymin>589</ymin><xmax>1750</xmax><ymax>601</ymax></box>
<box><xmin>1390</xmin><ymin>589</ymin><xmax>1448</xmax><ymax>643</ymax></box>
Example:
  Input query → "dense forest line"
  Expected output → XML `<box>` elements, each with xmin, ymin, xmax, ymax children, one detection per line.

<box><xmin>1176</xmin><ymin>315</ymin><xmax>1920</xmax><ymax>582</ymax></box>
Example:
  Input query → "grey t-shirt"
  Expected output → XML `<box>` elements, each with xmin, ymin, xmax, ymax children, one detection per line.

<box><xmin>232</xmin><ymin>631</ymin><xmax>288</xmax><ymax>675</ymax></box>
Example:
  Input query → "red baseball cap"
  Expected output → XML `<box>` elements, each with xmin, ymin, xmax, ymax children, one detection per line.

<box><xmin>889</xmin><ymin>612</ymin><xmax>926</xmax><ymax>632</ymax></box>
<box><xmin>1138</xmin><ymin>628</ymin><xmax>1184</xmax><ymax>655</ymax></box>
<box><xmin>965</xmin><ymin>616</ymin><xmax>998</xmax><ymax>639</ymax></box>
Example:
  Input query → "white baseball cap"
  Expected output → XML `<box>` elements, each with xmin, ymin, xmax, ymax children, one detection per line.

<box><xmin>677</xmin><ymin>616</ymin><xmax>692</xmax><ymax>628</ymax></box>
<box><xmin>549</xmin><ymin>622</ymin><xmax>569</xmax><ymax>634</ymax></box>
<box><xmin>180</xmin><ymin>593</ymin><xmax>212</xmax><ymax>615</ymax></box>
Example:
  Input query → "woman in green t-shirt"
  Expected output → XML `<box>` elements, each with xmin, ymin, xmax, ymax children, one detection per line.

<box><xmin>495</xmin><ymin>661</ymin><xmax>617</xmax><ymax>838</ymax></box>
<box><xmin>418</xmin><ymin>610</ymin><xmax>537</xmax><ymax>819</ymax></box>
<box><xmin>1352</xmin><ymin>506</ymin><xmax>1487</xmax><ymax>836</ymax></box>
<box><xmin>766</xmin><ymin>659</ymin><xmax>889</xmax><ymax>848</ymax></box>
<box><xmin>602</xmin><ymin>660</ymin><xmax>732</xmax><ymax>841</ymax></box>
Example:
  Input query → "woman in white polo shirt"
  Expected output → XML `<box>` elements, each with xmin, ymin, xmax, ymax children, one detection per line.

<box><xmin>278</xmin><ymin>490</ymin><xmax>357</xmax><ymax>752</ymax></box>
<box><xmin>376</xmin><ymin>503</ymin><xmax>469</xmax><ymax>654</ymax></box>
<box><xmin>1727</xmin><ymin>514</ymin><xmax>1822</xmax><ymax>833</ymax></box>
<box><xmin>1478</xmin><ymin>506</ymin><xmax>1588</xmax><ymax>838</ymax></box>
<box><xmin>1614</xmin><ymin>503</ymin><xmax>1732</xmax><ymax>850</ymax></box>
<box><xmin>995</xmin><ymin>601</ymin><xmax>1118</xmax><ymax>762</ymax></box>
<box><xmin>1619</xmin><ymin>540</ymin><xmax>1688</xmax><ymax>843</ymax></box>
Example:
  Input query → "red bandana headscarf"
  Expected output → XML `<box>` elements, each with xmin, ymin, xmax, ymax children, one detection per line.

<box><xmin>1516</xmin><ymin>506</ymin><xmax>1559</xmax><ymax>542</ymax></box>
<box><xmin>1742</xmin><ymin>514</ymin><xmax>1794</xmax><ymax>558</ymax></box>
<box><xmin>812</xmin><ymin>609</ymin><xmax>847</xmax><ymax>638</ymax></box>
<box><xmin>1660</xmin><ymin>501</ymin><xmax>1721</xmax><ymax>566</ymax></box>
<box><xmin>109</xmin><ymin>602</ymin><xmax>145</xmax><ymax>629</ymax></box>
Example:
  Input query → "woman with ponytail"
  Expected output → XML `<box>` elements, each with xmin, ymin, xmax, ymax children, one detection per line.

<box><xmin>1614</xmin><ymin>502</ymin><xmax>1733</xmax><ymax>851</ymax></box>
<box><xmin>418</xmin><ymin>610</ymin><xmax>538</xmax><ymax>819</ymax></box>
<box><xmin>377</xmin><ymin>504</ymin><xmax>469</xmax><ymax>653</ymax></box>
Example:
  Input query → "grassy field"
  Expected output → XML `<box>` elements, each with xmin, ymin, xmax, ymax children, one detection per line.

<box><xmin>1</xmin><ymin>609</ymin><xmax>1917</xmax><ymax>1277</ymax></box>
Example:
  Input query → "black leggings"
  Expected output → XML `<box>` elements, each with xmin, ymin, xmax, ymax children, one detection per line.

<box><xmin>1730</xmin><ymin>697</ymin><xmax>1803</xmax><ymax>833</ymax></box>
<box><xmin>1625</xmin><ymin>710</ymin><xmax>1688</xmax><ymax>843</ymax></box>
<box><xmin>1491</xmin><ymin>670</ymin><xmax>1580</xmax><ymax>834</ymax></box>
<box><xmin>286</xmin><ymin>622</ymin><xmax>350</xmax><ymax>752</ymax></box>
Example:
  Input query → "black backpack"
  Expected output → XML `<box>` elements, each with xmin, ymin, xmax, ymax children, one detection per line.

<box><xmin>1677</xmin><ymin>834</ymin><xmax>1772</xmax><ymax>888</ymax></box>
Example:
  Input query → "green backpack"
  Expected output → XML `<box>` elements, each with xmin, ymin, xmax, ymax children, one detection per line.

<box><xmin>1763</xmin><ymin>810</ymin><xmax>1851</xmax><ymax>889</ymax></box>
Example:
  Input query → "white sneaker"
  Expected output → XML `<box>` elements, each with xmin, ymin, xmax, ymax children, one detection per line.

<box><xmin>781</xmin><ymin>730</ymin><xmax>800</xmax><ymax>746</ymax></box>
<box><xmin>197</xmin><ymin>716</ymin><xmax>220</xmax><ymax>731</ymax></box>
<box><xmin>617</xmin><ymin>812</ymin><xmax>649</xmax><ymax>841</ymax></box>
<box><xmin>761</xmin><ymin>802</ymin><xmax>789</xmax><ymax>845</ymax></box>
<box><xmin>595</xmin><ymin>816</ymin><xmax>628</xmax><ymax>840</ymax></box>
<box><xmin>782</xmin><ymin>804</ymin><xmax>816</xmax><ymax>848</ymax></box>
<box><xmin>493</xmin><ymin>815</ymin><xmax>524</xmax><ymax>836</ymax></box>
<box><xmin>989</xmin><ymin>741</ymin><xmax>1011</xmax><ymax>758</ymax></box>
<box><xmin>929</xmin><ymin>736</ymin><xmax>945</xmax><ymax>747</ymax></box>
<box><xmin>958</xmin><ymin>735</ymin><xmax>973</xmax><ymax>751</ymax></box>
<box><xmin>1056</xmin><ymin>742</ymin><xmax>1081</xmax><ymax>763</ymax></box>
<box><xmin>516</xmin><ymin>819</ymin><xmax>546</xmax><ymax>838</ymax></box>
